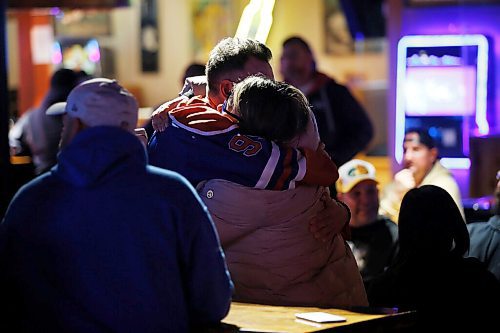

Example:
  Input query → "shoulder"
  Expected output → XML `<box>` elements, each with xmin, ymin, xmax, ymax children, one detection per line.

<box><xmin>145</xmin><ymin>165</ymin><xmax>195</xmax><ymax>193</ymax></box>
<box><xmin>3</xmin><ymin>173</ymin><xmax>56</xmax><ymax>221</ymax></box>
<box><xmin>468</xmin><ymin>216</ymin><xmax>500</xmax><ymax>236</ymax></box>
<box><xmin>168</xmin><ymin>98</ymin><xmax>238</xmax><ymax>135</ymax></box>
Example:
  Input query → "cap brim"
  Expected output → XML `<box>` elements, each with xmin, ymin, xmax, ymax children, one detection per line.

<box><xmin>46</xmin><ymin>102</ymin><xmax>68</xmax><ymax>116</ymax></box>
<box><xmin>338</xmin><ymin>177</ymin><xmax>378</xmax><ymax>193</ymax></box>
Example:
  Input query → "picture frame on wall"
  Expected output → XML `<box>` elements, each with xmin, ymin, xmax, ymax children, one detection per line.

<box><xmin>324</xmin><ymin>0</ymin><xmax>386</xmax><ymax>54</ymax></box>
<box><xmin>191</xmin><ymin>0</ymin><xmax>237</xmax><ymax>60</ymax></box>
<box><xmin>141</xmin><ymin>0</ymin><xmax>159</xmax><ymax>72</ymax></box>
<box><xmin>54</xmin><ymin>10</ymin><xmax>112</xmax><ymax>37</ymax></box>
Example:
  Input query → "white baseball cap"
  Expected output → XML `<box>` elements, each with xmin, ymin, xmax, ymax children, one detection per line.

<box><xmin>46</xmin><ymin>78</ymin><xmax>138</xmax><ymax>132</ymax></box>
<box><xmin>336</xmin><ymin>159</ymin><xmax>378</xmax><ymax>193</ymax></box>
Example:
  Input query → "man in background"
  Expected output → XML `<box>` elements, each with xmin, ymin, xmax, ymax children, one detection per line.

<box><xmin>9</xmin><ymin>68</ymin><xmax>89</xmax><ymax>175</ymax></box>
<box><xmin>0</xmin><ymin>78</ymin><xmax>232</xmax><ymax>332</ymax></box>
<box><xmin>379</xmin><ymin>128</ymin><xmax>464</xmax><ymax>222</ymax></box>
<box><xmin>337</xmin><ymin>159</ymin><xmax>398</xmax><ymax>288</ymax></box>
<box><xmin>280</xmin><ymin>36</ymin><xmax>373</xmax><ymax>169</ymax></box>
<box><xmin>467</xmin><ymin>170</ymin><xmax>500</xmax><ymax>281</ymax></box>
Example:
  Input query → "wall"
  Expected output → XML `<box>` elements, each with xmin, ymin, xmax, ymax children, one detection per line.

<box><xmin>111</xmin><ymin>1</ymin><xmax>192</xmax><ymax>106</ymax></box>
<box><xmin>7</xmin><ymin>0</ymin><xmax>388</xmax><ymax>104</ymax></box>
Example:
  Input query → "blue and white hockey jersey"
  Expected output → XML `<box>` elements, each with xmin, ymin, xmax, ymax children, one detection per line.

<box><xmin>148</xmin><ymin>97</ymin><xmax>307</xmax><ymax>190</ymax></box>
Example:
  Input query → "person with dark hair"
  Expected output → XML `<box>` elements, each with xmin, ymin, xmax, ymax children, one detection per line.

<box><xmin>368</xmin><ymin>185</ymin><xmax>500</xmax><ymax>331</ymax></box>
<box><xmin>467</xmin><ymin>170</ymin><xmax>500</xmax><ymax>281</ymax></box>
<box><xmin>196</xmin><ymin>75</ymin><xmax>367</xmax><ymax>308</ymax></box>
<box><xmin>148</xmin><ymin>37</ymin><xmax>336</xmax><ymax>190</ymax></box>
<box><xmin>1</xmin><ymin>78</ymin><xmax>232</xmax><ymax>332</ymax></box>
<box><xmin>280</xmin><ymin>36</ymin><xmax>374</xmax><ymax>171</ymax></box>
<box><xmin>142</xmin><ymin>62</ymin><xmax>207</xmax><ymax>140</ymax></box>
<box><xmin>12</xmin><ymin>68</ymin><xmax>90</xmax><ymax>175</ymax></box>
<box><xmin>182</xmin><ymin>63</ymin><xmax>206</xmax><ymax>83</ymax></box>
<box><xmin>149</xmin><ymin>37</ymin><xmax>349</xmax><ymax>248</ymax></box>
<box><xmin>379</xmin><ymin>128</ymin><xmax>463</xmax><ymax>222</ymax></box>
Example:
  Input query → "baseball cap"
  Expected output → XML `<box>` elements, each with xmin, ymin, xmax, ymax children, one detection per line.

<box><xmin>336</xmin><ymin>159</ymin><xmax>378</xmax><ymax>193</ymax></box>
<box><xmin>46</xmin><ymin>78</ymin><xmax>138</xmax><ymax>132</ymax></box>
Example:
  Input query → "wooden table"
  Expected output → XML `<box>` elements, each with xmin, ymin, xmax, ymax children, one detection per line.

<box><xmin>220</xmin><ymin>302</ymin><xmax>416</xmax><ymax>332</ymax></box>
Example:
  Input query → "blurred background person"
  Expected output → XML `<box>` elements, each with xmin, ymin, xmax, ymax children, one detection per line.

<box><xmin>280</xmin><ymin>36</ymin><xmax>373</xmax><ymax>171</ymax></box>
<box><xmin>467</xmin><ymin>170</ymin><xmax>500</xmax><ymax>281</ymax></box>
<box><xmin>368</xmin><ymin>185</ymin><xmax>500</xmax><ymax>331</ymax></box>
<box><xmin>8</xmin><ymin>68</ymin><xmax>89</xmax><ymax>175</ymax></box>
<box><xmin>336</xmin><ymin>159</ymin><xmax>398</xmax><ymax>289</ymax></box>
<box><xmin>379</xmin><ymin>128</ymin><xmax>464</xmax><ymax>223</ymax></box>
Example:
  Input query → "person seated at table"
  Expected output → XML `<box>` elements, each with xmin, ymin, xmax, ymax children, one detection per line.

<box><xmin>368</xmin><ymin>185</ymin><xmax>500</xmax><ymax>331</ymax></box>
<box><xmin>336</xmin><ymin>159</ymin><xmax>398</xmax><ymax>289</ymax></box>
<box><xmin>467</xmin><ymin>170</ymin><xmax>500</xmax><ymax>281</ymax></box>
<box><xmin>197</xmin><ymin>75</ymin><xmax>367</xmax><ymax>308</ymax></box>
<box><xmin>379</xmin><ymin>128</ymin><xmax>464</xmax><ymax>222</ymax></box>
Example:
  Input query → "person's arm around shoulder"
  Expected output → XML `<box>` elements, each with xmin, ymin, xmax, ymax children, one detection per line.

<box><xmin>150</xmin><ymin>95</ymin><xmax>189</xmax><ymax>132</ymax></box>
<box><xmin>175</xmin><ymin>179</ymin><xmax>233</xmax><ymax>329</ymax></box>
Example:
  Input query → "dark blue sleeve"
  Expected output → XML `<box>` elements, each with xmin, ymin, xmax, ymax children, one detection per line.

<box><xmin>174</xmin><ymin>179</ymin><xmax>233</xmax><ymax>327</ymax></box>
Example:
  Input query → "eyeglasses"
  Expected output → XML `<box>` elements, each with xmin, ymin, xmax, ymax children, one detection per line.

<box><xmin>221</xmin><ymin>97</ymin><xmax>244</xmax><ymax>123</ymax></box>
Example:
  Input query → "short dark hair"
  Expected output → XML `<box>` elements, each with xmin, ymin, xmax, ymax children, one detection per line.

<box><xmin>404</xmin><ymin>128</ymin><xmax>436</xmax><ymax>149</ymax></box>
<box><xmin>182</xmin><ymin>63</ymin><xmax>206</xmax><ymax>81</ymax></box>
<box><xmin>206</xmin><ymin>37</ymin><xmax>272</xmax><ymax>92</ymax></box>
<box><xmin>282</xmin><ymin>36</ymin><xmax>313</xmax><ymax>54</ymax></box>
<box><xmin>228</xmin><ymin>75</ymin><xmax>309</xmax><ymax>143</ymax></box>
<box><xmin>281</xmin><ymin>36</ymin><xmax>316</xmax><ymax>71</ymax></box>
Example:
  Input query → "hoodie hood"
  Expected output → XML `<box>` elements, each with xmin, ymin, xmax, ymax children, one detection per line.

<box><xmin>54</xmin><ymin>126</ymin><xmax>147</xmax><ymax>187</ymax></box>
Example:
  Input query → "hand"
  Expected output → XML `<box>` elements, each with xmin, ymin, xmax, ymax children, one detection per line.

<box><xmin>394</xmin><ymin>168</ymin><xmax>416</xmax><ymax>190</ymax></box>
<box><xmin>309</xmin><ymin>192</ymin><xmax>350</xmax><ymax>242</ymax></box>
<box><xmin>151</xmin><ymin>105</ymin><xmax>170</xmax><ymax>132</ymax></box>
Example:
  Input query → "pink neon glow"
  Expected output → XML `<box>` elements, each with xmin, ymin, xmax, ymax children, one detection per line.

<box><xmin>52</xmin><ymin>51</ymin><xmax>63</xmax><ymax>64</ymax></box>
<box><xmin>88</xmin><ymin>49</ymin><xmax>101</xmax><ymax>62</ymax></box>
<box><xmin>405</xmin><ymin>66</ymin><xmax>477</xmax><ymax>116</ymax></box>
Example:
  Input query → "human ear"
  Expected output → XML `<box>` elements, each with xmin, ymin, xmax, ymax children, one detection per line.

<box><xmin>220</xmin><ymin>79</ymin><xmax>234</xmax><ymax>99</ymax></box>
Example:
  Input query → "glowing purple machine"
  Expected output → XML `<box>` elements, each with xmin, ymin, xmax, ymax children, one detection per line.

<box><xmin>396</xmin><ymin>34</ymin><xmax>490</xmax><ymax>170</ymax></box>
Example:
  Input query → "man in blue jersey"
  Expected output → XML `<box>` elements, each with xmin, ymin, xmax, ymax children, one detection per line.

<box><xmin>148</xmin><ymin>37</ymin><xmax>349</xmax><ymax>239</ymax></box>
<box><xmin>149</xmin><ymin>38</ymin><xmax>336</xmax><ymax>190</ymax></box>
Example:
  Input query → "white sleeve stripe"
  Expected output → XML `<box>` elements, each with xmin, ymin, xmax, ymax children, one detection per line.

<box><xmin>296</xmin><ymin>153</ymin><xmax>307</xmax><ymax>181</ymax></box>
<box><xmin>170</xmin><ymin>116</ymin><xmax>239</xmax><ymax>136</ymax></box>
<box><xmin>255</xmin><ymin>142</ymin><xmax>280</xmax><ymax>189</ymax></box>
<box><xmin>288</xmin><ymin>152</ymin><xmax>306</xmax><ymax>190</ymax></box>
